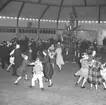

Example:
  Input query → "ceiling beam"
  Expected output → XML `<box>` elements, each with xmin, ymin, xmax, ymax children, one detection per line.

<box><xmin>57</xmin><ymin>0</ymin><xmax>64</xmax><ymax>28</ymax></box>
<box><xmin>84</xmin><ymin>0</ymin><xmax>87</xmax><ymax>6</ymax></box>
<box><xmin>39</xmin><ymin>5</ymin><xmax>50</xmax><ymax>20</ymax></box>
<box><xmin>72</xmin><ymin>6</ymin><xmax>77</xmax><ymax>18</ymax></box>
<box><xmin>98</xmin><ymin>6</ymin><xmax>100</xmax><ymax>24</ymax></box>
<box><xmin>37</xmin><ymin>0</ymin><xmax>42</xmax><ymax>4</ymax></box>
<box><xmin>12</xmin><ymin>0</ymin><xmax>106</xmax><ymax>7</ymax></box>
<box><xmin>0</xmin><ymin>0</ymin><xmax>12</xmax><ymax>12</ymax></box>
<box><xmin>17</xmin><ymin>2</ymin><xmax>25</xmax><ymax>19</ymax></box>
<box><xmin>17</xmin><ymin>2</ymin><xmax>25</xmax><ymax>38</ymax></box>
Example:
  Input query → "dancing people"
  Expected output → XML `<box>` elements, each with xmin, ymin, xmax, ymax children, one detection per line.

<box><xmin>14</xmin><ymin>54</ymin><xmax>29</xmax><ymax>85</ymax></box>
<box><xmin>55</xmin><ymin>42</ymin><xmax>64</xmax><ymax>71</ymax></box>
<box><xmin>29</xmin><ymin>57</ymin><xmax>44</xmax><ymax>91</ymax></box>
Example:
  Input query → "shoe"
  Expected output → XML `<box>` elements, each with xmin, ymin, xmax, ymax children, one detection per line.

<box><xmin>75</xmin><ymin>83</ymin><xmax>78</xmax><ymax>86</ymax></box>
<box><xmin>41</xmin><ymin>88</ymin><xmax>44</xmax><ymax>91</ymax></box>
<box><xmin>74</xmin><ymin>74</ymin><xmax>77</xmax><ymax>77</ymax></box>
<box><xmin>48</xmin><ymin>83</ymin><xmax>53</xmax><ymax>87</ymax></box>
<box><xmin>29</xmin><ymin>85</ymin><xmax>34</xmax><ymax>88</ymax></box>
<box><xmin>81</xmin><ymin>86</ymin><xmax>85</xmax><ymax>88</ymax></box>
<box><xmin>24</xmin><ymin>78</ymin><xmax>29</xmax><ymax>81</ymax></box>
<box><xmin>14</xmin><ymin>83</ymin><xmax>19</xmax><ymax>85</ymax></box>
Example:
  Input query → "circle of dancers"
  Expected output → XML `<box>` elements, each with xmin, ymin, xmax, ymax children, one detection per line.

<box><xmin>74</xmin><ymin>51</ymin><xmax>106</xmax><ymax>92</ymax></box>
<box><xmin>6</xmin><ymin>39</ymin><xmax>65</xmax><ymax>91</ymax></box>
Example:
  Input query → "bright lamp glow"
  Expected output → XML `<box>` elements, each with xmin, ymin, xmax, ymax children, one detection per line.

<box><xmin>103</xmin><ymin>21</ymin><xmax>106</xmax><ymax>23</ymax></box>
<box><xmin>0</xmin><ymin>16</ymin><xmax>2</xmax><ymax>19</ymax></box>
<box><xmin>3</xmin><ymin>16</ymin><xmax>6</xmax><ymax>19</ymax></box>
<box><xmin>14</xmin><ymin>17</ymin><xmax>17</xmax><ymax>19</ymax></box>
<box><xmin>85</xmin><ymin>21</ymin><xmax>88</xmax><ymax>23</ymax></box>
<box><xmin>49</xmin><ymin>20</ymin><xmax>51</xmax><ymax>22</ymax></box>
<box><xmin>7</xmin><ymin>17</ymin><xmax>10</xmax><ymax>19</ymax></box>
<box><xmin>19</xmin><ymin>18</ymin><xmax>22</xmax><ymax>20</ymax></box>
<box><xmin>36</xmin><ymin>19</ymin><xmax>38</xmax><ymax>21</ymax></box>
<box><xmin>10</xmin><ymin>17</ymin><xmax>13</xmax><ymax>19</ymax></box>
<box><xmin>26</xmin><ymin>18</ymin><xmax>28</xmax><ymax>20</ymax></box>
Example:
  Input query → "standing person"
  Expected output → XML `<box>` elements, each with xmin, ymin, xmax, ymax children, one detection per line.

<box><xmin>55</xmin><ymin>42</ymin><xmax>64</xmax><ymax>71</ymax></box>
<box><xmin>48</xmin><ymin>44</ymin><xmax>55</xmax><ymax>68</ymax></box>
<box><xmin>29</xmin><ymin>57</ymin><xmax>44</xmax><ymax>91</ymax></box>
<box><xmin>88</xmin><ymin>55</ymin><xmax>106</xmax><ymax>92</ymax></box>
<box><xmin>75</xmin><ymin>53</ymin><xmax>89</xmax><ymax>88</ymax></box>
<box><xmin>12</xmin><ymin>44</ymin><xmax>23</xmax><ymax>76</ymax></box>
<box><xmin>42</xmin><ymin>50</ymin><xmax>54</xmax><ymax>87</ymax></box>
<box><xmin>14</xmin><ymin>55</ymin><xmax>29</xmax><ymax>85</ymax></box>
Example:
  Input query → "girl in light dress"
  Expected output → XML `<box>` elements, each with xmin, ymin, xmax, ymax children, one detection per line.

<box><xmin>75</xmin><ymin>53</ymin><xmax>90</xmax><ymax>88</ymax></box>
<box><xmin>55</xmin><ymin>42</ymin><xmax>64</xmax><ymax>71</ymax></box>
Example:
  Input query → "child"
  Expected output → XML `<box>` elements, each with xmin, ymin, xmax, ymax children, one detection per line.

<box><xmin>88</xmin><ymin>55</ymin><xmax>106</xmax><ymax>92</ymax></box>
<box><xmin>29</xmin><ymin>57</ymin><xmax>44</xmax><ymax>91</ymax></box>
<box><xmin>75</xmin><ymin>53</ymin><xmax>89</xmax><ymax>88</ymax></box>
<box><xmin>14</xmin><ymin>54</ymin><xmax>29</xmax><ymax>85</ymax></box>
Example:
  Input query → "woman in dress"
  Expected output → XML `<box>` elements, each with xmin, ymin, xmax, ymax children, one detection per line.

<box><xmin>14</xmin><ymin>54</ymin><xmax>30</xmax><ymax>85</ymax></box>
<box><xmin>42</xmin><ymin>50</ymin><xmax>54</xmax><ymax>87</ymax></box>
<box><xmin>55</xmin><ymin>42</ymin><xmax>64</xmax><ymax>71</ymax></box>
<box><xmin>75</xmin><ymin>53</ymin><xmax>90</xmax><ymax>88</ymax></box>
<box><xmin>88</xmin><ymin>55</ymin><xmax>106</xmax><ymax>92</ymax></box>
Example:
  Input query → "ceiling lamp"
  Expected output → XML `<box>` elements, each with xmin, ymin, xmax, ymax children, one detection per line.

<box><xmin>104</xmin><ymin>21</ymin><xmax>106</xmax><ymax>23</ymax></box>
<box><xmin>10</xmin><ymin>17</ymin><xmax>13</xmax><ymax>19</ymax></box>
<box><xmin>7</xmin><ymin>17</ymin><xmax>10</xmax><ymax>19</ymax></box>
<box><xmin>14</xmin><ymin>17</ymin><xmax>17</xmax><ymax>19</ymax></box>
<box><xmin>3</xmin><ymin>16</ymin><xmax>6</xmax><ymax>19</ymax></box>
<box><xmin>36</xmin><ymin>19</ymin><xmax>38</xmax><ymax>21</ymax></box>
<box><xmin>49</xmin><ymin>20</ymin><xmax>51</xmax><ymax>22</ymax></box>
<box><xmin>85</xmin><ymin>21</ymin><xmax>88</xmax><ymax>23</ymax></box>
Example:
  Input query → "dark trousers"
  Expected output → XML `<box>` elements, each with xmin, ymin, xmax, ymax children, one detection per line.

<box><xmin>12</xmin><ymin>65</ymin><xmax>18</xmax><ymax>75</ymax></box>
<box><xmin>1</xmin><ymin>56</ymin><xmax>9</xmax><ymax>69</ymax></box>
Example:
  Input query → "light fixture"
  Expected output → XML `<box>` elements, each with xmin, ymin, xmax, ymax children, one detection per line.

<box><xmin>29</xmin><ymin>18</ymin><xmax>32</xmax><ymax>21</ymax></box>
<box><xmin>10</xmin><ymin>17</ymin><xmax>13</xmax><ymax>19</ymax></box>
<box><xmin>54</xmin><ymin>20</ymin><xmax>57</xmax><ymax>22</ymax></box>
<box><xmin>51</xmin><ymin>20</ymin><xmax>55</xmax><ymax>22</ymax></box>
<box><xmin>88</xmin><ymin>21</ymin><xmax>91</xmax><ymax>23</ymax></box>
<box><xmin>49</xmin><ymin>20</ymin><xmax>51</xmax><ymax>22</ymax></box>
<box><xmin>14</xmin><ymin>17</ymin><xmax>17</xmax><ymax>19</ymax></box>
<box><xmin>0</xmin><ymin>16</ymin><xmax>2</xmax><ymax>19</ymax></box>
<box><xmin>85</xmin><ymin>21</ymin><xmax>88</xmax><ymax>23</ymax></box>
<box><xmin>104</xmin><ymin>21</ymin><xmax>106</xmax><ymax>23</ymax></box>
<box><xmin>22</xmin><ymin>18</ymin><xmax>25</xmax><ymax>20</ymax></box>
<box><xmin>3</xmin><ymin>16</ymin><xmax>6</xmax><ymax>19</ymax></box>
<box><xmin>81</xmin><ymin>21</ymin><xmax>84</xmax><ymax>23</ymax></box>
<box><xmin>26</xmin><ymin>18</ymin><xmax>28</xmax><ymax>20</ymax></box>
<box><xmin>92</xmin><ymin>21</ymin><xmax>94</xmax><ymax>23</ymax></box>
<box><xmin>7</xmin><ymin>17</ymin><xmax>10</xmax><ymax>19</ymax></box>
<box><xmin>33</xmin><ymin>19</ymin><xmax>35</xmax><ymax>21</ymax></box>
<box><xmin>19</xmin><ymin>18</ymin><xmax>22</xmax><ymax>20</ymax></box>
<box><xmin>95</xmin><ymin>21</ymin><xmax>98</xmax><ymax>23</ymax></box>
<box><xmin>36</xmin><ymin>19</ymin><xmax>38</xmax><ymax>21</ymax></box>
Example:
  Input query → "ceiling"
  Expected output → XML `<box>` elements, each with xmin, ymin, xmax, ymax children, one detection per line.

<box><xmin>0</xmin><ymin>0</ymin><xmax>106</xmax><ymax>21</ymax></box>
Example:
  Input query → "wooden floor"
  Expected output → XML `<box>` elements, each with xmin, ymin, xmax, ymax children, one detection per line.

<box><xmin>0</xmin><ymin>62</ymin><xmax>106</xmax><ymax>105</ymax></box>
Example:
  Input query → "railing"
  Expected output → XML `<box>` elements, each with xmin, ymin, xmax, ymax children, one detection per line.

<box><xmin>0</xmin><ymin>26</ymin><xmax>58</xmax><ymax>34</ymax></box>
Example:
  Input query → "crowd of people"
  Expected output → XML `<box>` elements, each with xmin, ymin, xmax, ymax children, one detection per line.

<box><xmin>0</xmin><ymin>35</ymin><xmax>106</xmax><ymax>92</ymax></box>
<box><xmin>0</xmin><ymin>36</ymin><xmax>65</xmax><ymax>91</ymax></box>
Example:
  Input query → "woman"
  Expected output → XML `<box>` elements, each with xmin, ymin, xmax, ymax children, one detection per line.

<box><xmin>42</xmin><ymin>50</ymin><xmax>54</xmax><ymax>87</ymax></box>
<box><xmin>55</xmin><ymin>42</ymin><xmax>64</xmax><ymax>71</ymax></box>
<box><xmin>88</xmin><ymin>55</ymin><xmax>106</xmax><ymax>92</ymax></box>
